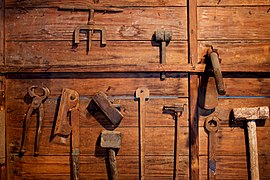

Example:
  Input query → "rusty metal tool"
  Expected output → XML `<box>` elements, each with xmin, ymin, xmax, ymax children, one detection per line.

<box><xmin>58</xmin><ymin>5</ymin><xmax>123</xmax><ymax>54</ymax></box>
<box><xmin>163</xmin><ymin>104</ymin><xmax>184</xmax><ymax>180</ymax></box>
<box><xmin>199</xmin><ymin>46</ymin><xmax>225</xmax><ymax>110</ymax></box>
<box><xmin>19</xmin><ymin>86</ymin><xmax>50</xmax><ymax>156</ymax></box>
<box><xmin>154</xmin><ymin>30</ymin><xmax>172</xmax><ymax>80</ymax></box>
<box><xmin>0</xmin><ymin>81</ymin><xmax>6</xmax><ymax>180</ymax></box>
<box><xmin>100</xmin><ymin>130</ymin><xmax>122</xmax><ymax>180</ymax></box>
<box><xmin>232</xmin><ymin>106</ymin><xmax>269</xmax><ymax>180</ymax></box>
<box><xmin>54</xmin><ymin>88</ymin><xmax>80</xmax><ymax>180</ymax></box>
<box><xmin>92</xmin><ymin>91</ymin><xmax>123</xmax><ymax>125</ymax></box>
<box><xmin>135</xmin><ymin>87</ymin><xmax>149</xmax><ymax>180</ymax></box>
<box><xmin>199</xmin><ymin>76</ymin><xmax>219</xmax><ymax>110</ymax></box>
<box><xmin>204</xmin><ymin>116</ymin><xmax>220</xmax><ymax>180</ymax></box>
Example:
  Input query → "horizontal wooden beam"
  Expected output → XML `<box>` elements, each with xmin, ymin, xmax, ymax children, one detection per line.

<box><xmin>0</xmin><ymin>64</ymin><xmax>205</xmax><ymax>73</ymax></box>
<box><xmin>1</xmin><ymin>63</ymin><xmax>269</xmax><ymax>73</ymax></box>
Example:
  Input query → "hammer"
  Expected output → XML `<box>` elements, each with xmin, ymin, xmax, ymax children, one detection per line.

<box><xmin>232</xmin><ymin>106</ymin><xmax>269</xmax><ymax>180</ymax></box>
<box><xmin>100</xmin><ymin>130</ymin><xmax>122</xmax><ymax>180</ymax></box>
<box><xmin>154</xmin><ymin>30</ymin><xmax>172</xmax><ymax>80</ymax></box>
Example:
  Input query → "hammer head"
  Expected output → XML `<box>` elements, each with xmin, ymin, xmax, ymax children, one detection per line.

<box><xmin>232</xmin><ymin>106</ymin><xmax>269</xmax><ymax>121</ymax></box>
<box><xmin>100</xmin><ymin>130</ymin><xmax>122</xmax><ymax>149</ymax></box>
<box><xmin>155</xmin><ymin>30</ymin><xmax>172</xmax><ymax>42</ymax></box>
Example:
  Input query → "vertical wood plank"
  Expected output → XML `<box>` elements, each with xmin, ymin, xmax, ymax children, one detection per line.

<box><xmin>0</xmin><ymin>76</ymin><xmax>6</xmax><ymax>179</ymax></box>
<box><xmin>0</xmin><ymin>0</ymin><xmax>4</xmax><ymax>64</ymax></box>
<box><xmin>188</xmin><ymin>0</ymin><xmax>199</xmax><ymax>179</ymax></box>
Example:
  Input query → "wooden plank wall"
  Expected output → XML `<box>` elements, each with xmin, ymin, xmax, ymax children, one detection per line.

<box><xmin>4</xmin><ymin>0</ymin><xmax>190</xmax><ymax>179</ymax></box>
<box><xmin>5</xmin><ymin>0</ymin><xmax>188</xmax><ymax>66</ymax></box>
<box><xmin>1</xmin><ymin>0</ymin><xmax>270</xmax><ymax>179</ymax></box>
<box><xmin>197</xmin><ymin>0</ymin><xmax>270</xmax><ymax>179</ymax></box>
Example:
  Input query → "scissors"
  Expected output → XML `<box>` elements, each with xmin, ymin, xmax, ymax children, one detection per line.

<box><xmin>20</xmin><ymin>86</ymin><xmax>50</xmax><ymax>156</ymax></box>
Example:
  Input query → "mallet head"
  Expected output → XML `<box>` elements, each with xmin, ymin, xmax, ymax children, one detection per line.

<box><xmin>232</xmin><ymin>106</ymin><xmax>269</xmax><ymax>121</ymax></box>
<box><xmin>154</xmin><ymin>30</ymin><xmax>172</xmax><ymax>42</ymax></box>
<box><xmin>100</xmin><ymin>130</ymin><xmax>122</xmax><ymax>149</ymax></box>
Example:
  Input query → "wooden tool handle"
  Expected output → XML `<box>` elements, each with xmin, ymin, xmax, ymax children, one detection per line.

<box><xmin>72</xmin><ymin>153</ymin><xmax>79</xmax><ymax>180</ymax></box>
<box><xmin>247</xmin><ymin>120</ymin><xmax>260</xmax><ymax>180</ymax></box>
<box><xmin>209</xmin><ymin>51</ymin><xmax>226</xmax><ymax>95</ymax></box>
<box><xmin>108</xmin><ymin>149</ymin><xmax>118</xmax><ymax>180</ymax></box>
<box><xmin>0</xmin><ymin>165</ymin><xmax>6</xmax><ymax>180</ymax></box>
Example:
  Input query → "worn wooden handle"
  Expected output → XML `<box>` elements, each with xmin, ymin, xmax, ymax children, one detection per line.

<box><xmin>247</xmin><ymin>120</ymin><xmax>260</xmax><ymax>180</ymax></box>
<box><xmin>209</xmin><ymin>52</ymin><xmax>226</xmax><ymax>95</ymax></box>
<box><xmin>72</xmin><ymin>154</ymin><xmax>79</xmax><ymax>180</ymax></box>
<box><xmin>108</xmin><ymin>149</ymin><xmax>118</xmax><ymax>180</ymax></box>
<box><xmin>0</xmin><ymin>165</ymin><xmax>6</xmax><ymax>180</ymax></box>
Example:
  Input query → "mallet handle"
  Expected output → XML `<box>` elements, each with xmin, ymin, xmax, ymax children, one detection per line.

<box><xmin>108</xmin><ymin>149</ymin><xmax>118</xmax><ymax>180</ymax></box>
<box><xmin>247</xmin><ymin>120</ymin><xmax>259</xmax><ymax>180</ymax></box>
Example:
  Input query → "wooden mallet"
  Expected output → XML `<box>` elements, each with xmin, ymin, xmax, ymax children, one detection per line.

<box><xmin>232</xmin><ymin>106</ymin><xmax>269</xmax><ymax>180</ymax></box>
<box><xmin>100</xmin><ymin>130</ymin><xmax>122</xmax><ymax>180</ymax></box>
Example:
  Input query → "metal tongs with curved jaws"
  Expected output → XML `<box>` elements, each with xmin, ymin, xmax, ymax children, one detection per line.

<box><xmin>20</xmin><ymin>86</ymin><xmax>50</xmax><ymax>156</ymax></box>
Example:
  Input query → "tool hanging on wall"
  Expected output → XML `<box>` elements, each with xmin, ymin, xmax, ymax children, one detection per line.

<box><xmin>53</xmin><ymin>88</ymin><xmax>80</xmax><ymax>180</ymax></box>
<box><xmin>100</xmin><ymin>130</ymin><xmax>122</xmax><ymax>180</ymax></box>
<box><xmin>58</xmin><ymin>5</ymin><xmax>123</xmax><ymax>54</ymax></box>
<box><xmin>204</xmin><ymin>116</ymin><xmax>220</xmax><ymax>180</ymax></box>
<box><xmin>135</xmin><ymin>87</ymin><xmax>149</xmax><ymax>180</ymax></box>
<box><xmin>0</xmin><ymin>80</ymin><xmax>6</xmax><ymax>179</ymax></box>
<box><xmin>163</xmin><ymin>104</ymin><xmax>184</xmax><ymax>180</ymax></box>
<box><xmin>19</xmin><ymin>86</ymin><xmax>50</xmax><ymax>156</ymax></box>
<box><xmin>91</xmin><ymin>91</ymin><xmax>123</xmax><ymax>125</ymax></box>
<box><xmin>199</xmin><ymin>46</ymin><xmax>226</xmax><ymax>110</ymax></box>
<box><xmin>154</xmin><ymin>30</ymin><xmax>172</xmax><ymax>80</ymax></box>
<box><xmin>232</xmin><ymin>106</ymin><xmax>269</xmax><ymax>180</ymax></box>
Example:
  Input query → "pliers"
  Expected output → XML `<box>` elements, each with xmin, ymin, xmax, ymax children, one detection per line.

<box><xmin>20</xmin><ymin>86</ymin><xmax>50</xmax><ymax>156</ymax></box>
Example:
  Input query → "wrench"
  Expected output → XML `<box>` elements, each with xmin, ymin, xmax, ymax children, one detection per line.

<box><xmin>205</xmin><ymin>116</ymin><xmax>220</xmax><ymax>180</ymax></box>
<box><xmin>135</xmin><ymin>87</ymin><xmax>149</xmax><ymax>180</ymax></box>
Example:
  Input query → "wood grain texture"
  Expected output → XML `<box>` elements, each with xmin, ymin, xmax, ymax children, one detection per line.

<box><xmin>199</xmin><ymin>155</ymin><xmax>270</xmax><ymax>179</ymax></box>
<box><xmin>5</xmin><ymin>0</ymin><xmax>186</xmax><ymax>8</ymax></box>
<box><xmin>199</xmin><ymin>98</ymin><xmax>270</xmax><ymax>127</ymax></box>
<box><xmin>6</xmin><ymin>98</ymin><xmax>189</xmax><ymax>128</ymax></box>
<box><xmin>6</xmin><ymin>41</ymin><xmax>188</xmax><ymax>65</ymax></box>
<box><xmin>7</xmin><ymin>127</ymin><xmax>189</xmax><ymax>156</ymax></box>
<box><xmin>0</xmin><ymin>0</ymin><xmax>3</xmax><ymax>65</ymax></box>
<box><xmin>189</xmin><ymin>75</ymin><xmax>199</xmax><ymax>180</ymax></box>
<box><xmin>223</xmin><ymin>78</ymin><xmax>270</xmax><ymax>96</ymax></box>
<box><xmin>0</xmin><ymin>64</ymin><xmax>207</xmax><ymax>73</ymax></box>
<box><xmin>6</xmin><ymin>7</ymin><xmax>187</xmax><ymax>41</ymax></box>
<box><xmin>198</xmin><ymin>0</ymin><xmax>270</xmax><ymax>6</ymax></box>
<box><xmin>8</xmin><ymin>155</ymin><xmax>189</xmax><ymax>179</ymax></box>
<box><xmin>188</xmin><ymin>0</ymin><xmax>199</xmax><ymax>178</ymax></box>
<box><xmin>199</xmin><ymin>127</ymin><xmax>270</xmax><ymax>156</ymax></box>
<box><xmin>5</xmin><ymin>74</ymin><xmax>188</xmax><ymax>97</ymax></box>
<box><xmin>198</xmin><ymin>7</ymin><xmax>270</xmax><ymax>40</ymax></box>
<box><xmin>198</xmin><ymin>41</ymin><xmax>270</xmax><ymax>72</ymax></box>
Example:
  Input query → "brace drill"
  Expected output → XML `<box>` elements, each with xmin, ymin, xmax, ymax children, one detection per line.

<box><xmin>58</xmin><ymin>5</ymin><xmax>123</xmax><ymax>53</ymax></box>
